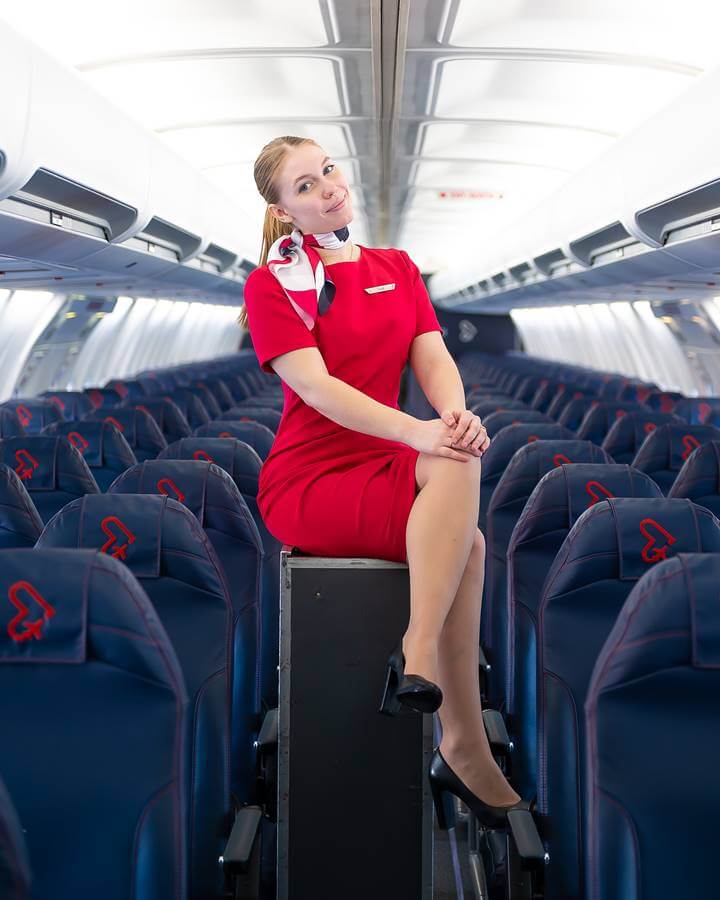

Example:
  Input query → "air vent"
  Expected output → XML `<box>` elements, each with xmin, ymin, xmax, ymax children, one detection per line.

<box><xmin>533</xmin><ymin>248</ymin><xmax>568</xmax><ymax>276</ymax></box>
<box><xmin>509</xmin><ymin>261</ymin><xmax>533</xmax><ymax>282</ymax></box>
<box><xmin>0</xmin><ymin>168</ymin><xmax>136</xmax><ymax>241</ymax></box>
<box><xmin>636</xmin><ymin>176</ymin><xmax>720</xmax><ymax>245</ymax></box>
<box><xmin>570</xmin><ymin>221</ymin><xmax>638</xmax><ymax>266</ymax></box>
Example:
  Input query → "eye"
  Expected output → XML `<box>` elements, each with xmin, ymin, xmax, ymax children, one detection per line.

<box><xmin>298</xmin><ymin>163</ymin><xmax>336</xmax><ymax>194</ymax></box>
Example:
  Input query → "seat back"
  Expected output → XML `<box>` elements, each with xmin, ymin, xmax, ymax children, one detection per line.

<box><xmin>0</xmin><ymin>464</ymin><xmax>43</xmax><ymax>548</ymax></box>
<box><xmin>506</xmin><ymin>464</ymin><xmax>662</xmax><ymax>798</ymax></box>
<box><xmin>0</xmin><ymin>410</ymin><xmax>24</xmax><ymax>439</ymax></box>
<box><xmin>546</xmin><ymin>387</ymin><xmax>588</xmax><ymax>420</ymax></box>
<box><xmin>42</xmin><ymin>420</ymin><xmax>137</xmax><ymax>491</ymax></box>
<box><xmin>0</xmin><ymin>776</ymin><xmax>31</xmax><ymax>899</ymax></box>
<box><xmin>557</xmin><ymin>395</ymin><xmax>597</xmax><ymax>431</ymax></box>
<box><xmin>644</xmin><ymin>389</ymin><xmax>684</xmax><ymax>413</ymax></box>
<box><xmin>164</xmin><ymin>389</ymin><xmax>212</xmax><ymax>429</ymax></box>
<box><xmin>484</xmin><ymin>439</ymin><xmax>613</xmax><ymax>704</ymax></box>
<box><xmin>86</xmin><ymin>408</ymin><xmax>167</xmax><ymax>462</ymax></box>
<box><xmin>668</xmin><ymin>439</ymin><xmax>720</xmax><ymax>516</ymax></box>
<box><xmin>125</xmin><ymin>399</ymin><xmax>192</xmax><ymax>442</ymax></box>
<box><xmin>601</xmin><ymin>411</ymin><xmax>680</xmax><ymax>464</ymax></box>
<box><xmin>0</xmin><ymin>547</ymin><xmax>188</xmax><ymax>900</ymax></box>
<box><xmin>631</xmin><ymin>421</ymin><xmax>720</xmax><ymax>493</ymax></box>
<box><xmin>0</xmin><ymin>437</ymin><xmax>99</xmax><ymax>523</ymax></box>
<box><xmin>222</xmin><ymin>407</ymin><xmax>281</xmax><ymax>433</ymax></box>
<box><xmin>108</xmin><ymin>460</ymin><xmax>264</xmax><ymax>801</ymax></box>
<box><xmin>0</xmin><ymin>399</ymin><xmax>63</xmax><ymax>435</ymax></box>
<box><xmin>586</xmin><ymin>552</ymin><xmax>720</xmax><ymax>900</ymax></box>
<box><xmin>574</xmin><ymin>401</ymin><xmax>650</xmax><ymax>444</ymax></box>
<box><xmin>195</xmin><ymin>378</ymin><xmax>234</xmax><ymax>413</ymax></box>
<box><xmin>36</xmin><ymin>496</ymin><xmax>231</xmax><ymax>899</ymax></box>
<box><xmin>41</xmin><ymin>390</ymin><xmax>95</xmax><ymax>420</ymax></box>
<box><xmin>538</xmin><ymin>499</ymin><xmax>720</xmax><ymax>899</ymax></box>
<box><xmin>194</xmin><ymin>420</ymin><xmax>275</xmax><ymax>460</ymax></box>
<box><xmin>83</xmin><ymin>387</ymin><xmax>123</xmax><ymax>410</ymax></box>
<box><xmin>481</xmin><ymin>409</ymin><xmax>552</xmax><ymax>436</ymax></box>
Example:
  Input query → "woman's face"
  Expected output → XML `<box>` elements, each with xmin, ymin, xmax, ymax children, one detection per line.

<box><xmin>268</xmin><ymin>142</ymin><xmax>354</xmax><ymax>235</ymax></box>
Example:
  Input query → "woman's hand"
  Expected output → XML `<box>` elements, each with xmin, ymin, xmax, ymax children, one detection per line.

<box><xmin>440</xmin><ymin>409</ymin><xmax>491</xmax><ymax>455</ymax></box>
<box><xmin>405</xmin><ymin>410</ymin><xmax>490</xmax><ymax>462</ymax></box>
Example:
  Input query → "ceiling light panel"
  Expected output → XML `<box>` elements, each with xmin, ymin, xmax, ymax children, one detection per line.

<box><xmin>448</xmin><ymin>0</ymin><xmax>720</xmax><ymax>69</ymax></box>
<box><xmin>431</xmin><ymin>58</ymin><xmax>694</xmax><ymax>134</ymax></box>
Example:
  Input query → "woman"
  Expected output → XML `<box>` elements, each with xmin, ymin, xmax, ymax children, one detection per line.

<box><xmin>240</xmin><ymin>136</ymin><xmax>521</xmax><ymax>826</ymax></box>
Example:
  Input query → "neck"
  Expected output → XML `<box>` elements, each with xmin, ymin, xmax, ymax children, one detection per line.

<box><xmin>315</xmin><ymin>240</ymin><xmax>356</xmax><ymax>265</ymax></box>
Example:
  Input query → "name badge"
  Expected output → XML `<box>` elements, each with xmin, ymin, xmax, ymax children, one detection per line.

<box><xmin>364</xmin><ymin>283</ymin><xmax>396</xmax><ymax>294</ymax></box>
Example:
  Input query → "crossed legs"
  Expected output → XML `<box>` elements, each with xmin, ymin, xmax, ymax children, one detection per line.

<box><xmin>404</xmin><ymin>451</ymin><xmax>520</xmax><ymax>806</ymax></box>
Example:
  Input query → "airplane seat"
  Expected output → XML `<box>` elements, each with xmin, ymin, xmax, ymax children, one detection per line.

<box><xmin>585</xmin><ymin>552</ymin><xmax>720</xmax><ymax>900</ymax></box>
<box><xmin>107</xmin><ymin>459</ymin><xmax>266</xmax><ymax>800</ymax></box>
<box><xmin>0</xmin><ymin>776</ymin><xmax>31</xmax><ymax>900</ymax></box>
<box><xmin>483</xmin><ymin>439</ymin><xmax>613</xmax><ymax>706</ymax></box>
<box><xmin>631</xmin><ymin>421</ymin><xmax>720</xmax><ymax>494</ymax></box>
<box><xmin>123</xmin><ymin>398</ymin><xmax>192</xmax><ymax>442</ymax></box>
<box><xmin>104</xmin><ymin>378</ymin><xmax>147</xmax><ymax>401</ymax></box>
<box><xmin>0</xmin><ymin>463</ymin><xmax>44</xmax><ymax>547</ymax></box>
<box><xmin>227</xmin><ymin>392</ymin><xmax>285</xmax><ymax>413</ymax></box>
<box><xmin>556</xmin><ymin>395</ymin><xmax>597</xmax><ymax>431</ymax></box>
<box><xmin>158</xmin><ymin>437</ymin><xmax>280</xmax><ymax>707</ymax></box>
<box><xmin>512</xmin><ymin>375</ymin><xmax>546</xmax><ymax>404</ymax></box>
<box><xmin>530</xmin><ymin>380</ymin><xmax>567</xmax><ymax>413</ymax></box>
<box><xmin>601</xmin><ymin>411</ymin><xmax>683</xmax><ymax>464</ymax></box>
<box><xmin>221</xmin><ymin>407</ymin><xmax>281</xmax><ymax>433</ymax></box>
<box><xmin>0</xmin><ymin>399</ymin><xmax>63</xmax><ymax>435</ymax></box>
<box><xmin>482</xmin><ymin>409</ymin><xmax>553</xmax><ymax>437</ymax></box>
<box><xmin>194</xmin><ymin>378</ymin><xmax>235</xmax><ymax>413</ymax></box>
<box><xmin>164</xmin><ymin>388</ymin><xmax>212</xmax><ymax>429</ymax></box>
<box><xmin>85</xmin><ymin>407</ymin><xmax>168</xmax><ymax>462</ymax></box>
<box><xmin>644</xmin><ymin>390</ymin><xmax>685</xmax><ymax>413</ymax></box>
<box><xmin>135</xmin><ymin>371</ymin><xmax>177</xmax><ymax>394</ymax></box>
<box><xmin>668</xmin><ymin>439</ymin><xmax>720</xmax><ymax>516</ymax></box>
<box><xmin>0</xmin><ymin>409</ymin><xmax>25</xmax><ymax>439</ymax></box>
<box><xmin>42</xmin><ymin>420</ymin><xmax>138</xmax><ymax>491</ymax></box>
<box><xmin>226</xmin><ymin>373</ymin><xmax>281</xmax><ymax>405</ymax></box>
<box><xmin>40</xmin><ymin>390</ymin><xmax>95</xmax><ymax>420</ymax></box>
<box><xmin>573</xmin><ymin>400</ymin><xmax>651</xmax><ymax>444</ymax></box>
<box><xmin>36</xmin><ymin>495</ymin><xmax>233</xmax><ymax>900</ymax></box>
<box><xmin>194</xmin><ymin>420</ymin><xmax>276</xmax><ymax>459</ymax></box>
<box><xmin>537</xmin><ymin>497</ymin><xmax>720</xmax><ymax>900</ymax></box>
<box><xmin>83</xmin><ymin>387</ymin><xmax>124</xmax><ymax>410</ymax></box>
<box><xmin>0</xmin><ymin>547</ymin><xmax>188</xmax><ymax>900</ymax></box>
<box><xmin>0</xmin><ymin>436</ymin><xmax>99</xmax><ymax>524</ymax></box>
<box><xmin>672</xmin><ymin>396</ymin><xmax>720</xmax><ymax>424</ymax></box>
<box><xmin>616</xmin><ymin>380</ymin><xmax>659</xmax><ymax>403</ymax></box>
<box><xmin>477</xmin><ymin>422</ymin><xmax>575</xmax><ymax>534</ymax></box>
<box><xmin>546</xmin><ymin>387</ymin><xmax>588</xmax><ymax>420</ymax></box>
<box><xmin>505</xmin><ymin>463</ymin><xmax>662</xmax><ymax>800</ymax></box>
<box><xmin>189</xmin><ymin>384</ymin><xmax>223</xmax><ymax>419</ymax></box>
<box><xmin>596</xmin><ymin>376</ymin><xmax>630</xmax><ymax>399</ymax></box>
<box><xmin>470</xmin><ymin>398</ymin><xmax>528</xmax><ymax>419</ymax></box>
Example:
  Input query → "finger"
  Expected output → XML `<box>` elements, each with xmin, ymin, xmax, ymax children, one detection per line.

<box><xmin>464</xmin><ymin>425</ymin><xmax>487</xmax><ymax>448</ymax></box>
<box><xmin>441</xmin><ymin>446</ymin><xmax>469</xmax><ymax>462</ymax></box>
<box><xmin>452</xmin><ymin>411</ymin><xmax>473</xmax><ymax>443</ymax></box>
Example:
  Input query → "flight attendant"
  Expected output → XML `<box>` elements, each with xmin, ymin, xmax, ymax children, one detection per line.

<box><xmin>240</xmin><ymin>136</ymin><xmax>521</xmax><ymax>824</ymax></box>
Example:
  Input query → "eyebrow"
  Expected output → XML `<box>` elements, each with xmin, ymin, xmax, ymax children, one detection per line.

<box><xmin>292</xmin><ymin>157</ymin><xmax>330</xmax><ymax>186</ymax></box>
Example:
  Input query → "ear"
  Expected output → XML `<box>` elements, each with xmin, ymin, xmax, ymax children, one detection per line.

<box><xmin>268</xmin><ymin>203</ymin><xmax>293</xmax><ymax>225</ymax></box>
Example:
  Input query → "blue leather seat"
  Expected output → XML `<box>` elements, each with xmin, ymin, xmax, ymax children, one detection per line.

<box><xmin>222</xmin><ymin>408</ymin><xmax>281</xmax><ymax>434</ymax></box>
<box><xmin>83</xmin><ymin>387</ymin><xmax>123</xmax><ymax>410</ymax></box>
<box><xmin>505</xmin><ymin>464</ymin><xmax>662</xmax><ymax>799</ymax></box>
<box><xmin>469</xmin><ymin>399</ymin><xmax>527</xmax><ymax>419</ymax></box>
<box><xmin>574</xmin><ymin>401</ymin><xmax>650</xmax><ymax>444</ymax></box>
<box><xmin>0</xmin><ymin>399</ymin><xmax>63</xmax><ymax>435</ymax></box>
<box><xmin>481</xmin><ymin>409</ymin><xmax>552</xmax><ymax>437</ymax></box>
<box><xmin>85</xmin><ymin>407</ymin><xmax>168</xmax><ymax>462</ymax></box>
<box><xmin>107</xmin><ymin>460</ymin><xmax>265</xmax><ymax>802</ymax></box>
<box><xmin>644</xmin><ymin>390</ymin><xmax>684</xmax><ymax>413</ymax></box>
<box><xmin>37</xmin><ymin>494</ymin><xmax>232</xmax><ymax>899</ymax></box>
<box><xmin>41</xmin><ymin>420</ymin><xmax>137</xmax><ymax>491</ymax></box>
<box><xmin>0</xmin><ymin>776</ymin><xmax>31</xmax><ymax>899</ymax></box>
<box><xmin>546</xmin><ymin>387</ymin><xmax>589</xmax><ymax>420</ymax></box>
<box><xmin>124</xmin><ymin>399</ymin><xmax>192</xmax><ymax>442</ymax></box>
<box><xmin>104</xmin><ymin>378</ymin><xmax>148</xmax><ymax>401</ymax></box>
<box><xmin>556</xmin><ymin>395</ymin><xmax>597</xmax><ymax>431</ymax></box>
<box><xmin>537</xmin><ymin>498</ymin><xmax>720</xmax><ymax>899</ymax></box>
<box><xmin>585</xmin><ymin>552</ymin><xmax>720</xmax><ymax>900</ymax></box>
<box><xmin>668</xmin><ymin>439</ymin><xmax>720</xmax><ymax>516</ymax></box>
<box><xmin>158</xmin><ymin>438</ymin><xmax>280</xmax><ymax>707</ymax></box>
<box><xmin>477</xmin><ymin>423</ymin><xmax>575</xmax><ymax>534</ymax></box>
<box><xmin>40</xmin><ymin>390</ymin><xmax>95</xmax><ymax>420</ymax></box>
<box><xmin>0</xmin><ymin>463</ymin><xmax>43</xmax><ymax>548</ymax></box>
<box><xmin>631</xmin><ymin>421</ymin><xmax>720</xmax><ymax>494</ymax></box>
<box><xmin>194</xmin><ymin>378</ymin><xmax>235</xmax><ymax>413</ymax></box>
<box><xmin>0</xmin><ymin>409</ymin><xmax>24</xmax><ymax>439</ymax></box>
<box><xmin>164</xmin><ymin>388</ymin><xmax>212</xmax><ymax>429</ymax></box>
<box><xmin>0</xmin><ymin>547</ymin><xmax>188</xmax><ymax>900</ymax></box>
<box><xmin>484</xmin><ymin>439</ymin><xmax>613</xmax><ymax>706</ymax></box>
<box><xmin>601</xmin><ymin>411</ymin><xmax>681</xmax><ymax>464</ymax></box>
<box><xmin>194</xmin><ymin>420</ymin><xmax>275</xmax><ymax>461</ymax></box>
<box><xmin>0</xmin><ymin>436</ymin><xmax>99</xmax><ymax>524</ymax></box>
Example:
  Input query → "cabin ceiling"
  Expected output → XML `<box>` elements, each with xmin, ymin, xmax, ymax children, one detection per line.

<box><xmin>2</xmin><ymin>0</ymin><xmax>720</xmax><ymax>277</ymax></box>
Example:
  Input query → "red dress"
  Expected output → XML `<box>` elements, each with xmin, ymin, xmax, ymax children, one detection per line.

<box><xmin>242</xmin><ymin>245</ymin><xmax>443</xmax><ymax>563</ymax></box>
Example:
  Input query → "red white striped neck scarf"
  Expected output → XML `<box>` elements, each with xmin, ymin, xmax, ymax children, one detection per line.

<box><xmin>266</xmin><ymin>226</ymin><xmax>351</xmax><ymax>330</ymax></box>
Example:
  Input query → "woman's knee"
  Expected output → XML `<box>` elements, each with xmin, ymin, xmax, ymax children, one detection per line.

<box><xmin>466</xmin><ymin>528</ymin><xmax>486</xmax><ymax>571</ymax></box>
<box><xmin>414</xmin><ymin>450</ymin><xmax>482</xmax><ymax>492</ymax></box>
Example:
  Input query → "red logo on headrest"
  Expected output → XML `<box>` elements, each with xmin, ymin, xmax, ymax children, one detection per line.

<box><xmin>527</xmin><ymin>434</ymin><xmax>539</xmax><ymax>443</ymax></box>
<box><xmin>219</xmin><ymin>431</ymin><xmax>233</xmax><ymax>439</ymax></box>
<box><xmin>239</xmin><ymin>416</ymin><xmax>253</xmax><ymax>422</ymax></box>
<box><xmin>585</xmin><ymin>480</ymin><xmax>614</xmax><ymax>507</ymax></box>
<box><xmin>193</xmin><ymin>450</ymin><xmax>214</xmax><ymax>462</ymax></box>
<box><xmin>136</xmin><ymin>405</ymin><xmax>152</xmax><ymax>417</ymax></box>
<box><xmin>15</xmin><ymin>404</ymin><xmax>32</xmax><ymax>427</ymax></box>
<box><xmin>615</xmin><ymin>409</ymin><xmax>628</xmax><ymax>419</ymax></box>
<box><xmin>659</xmin><ymin>394</ymin><xmax>676</xmax><ymax>413</ymax></box>
<box><xmin>639</xmin><ymin>518</ymin><xmax>677</xmax><ymax>564</ymax></box>
<box><xmin>104</xmin><ymin>416</ymin><xmax>124</xmax><ymax>433</ymax></box>
<box><xmin>553</xmin><ymin>453</ymin><xmax>572</xmax><ymax>467</ymax></box>
<box><xmin>113</xmin><ymin>383</ymin><xmax>128</xmax><ymax>398</ymax></box>
<box><xmin>88</xmin><ymin>390</ymin><xmax>104</xmax><ymax>409</ymax></box>
<box><xmin>67</xmin><ymin>432</ymin><xmax>89</xmax><ymax>454</ymax></box>
<box><xmin>637</xmin><ymin>387</ymin><xmax>651</xmax><ymax>403</ymax></box>
<box><xmin>7</xmin><ymin>581</ymin><xmax>55</xmax><ymax>642</ymax></box>
<box><xmin>48</xmin><ymin>395</ymin><xmax>66</xmax><ymax>412</ymax></box>
<box><xmin>698</xmin><ymin>402</ymin><xmax>712</xmax><ymax>423</ymax></box>
<box><xmin>643</xmin><ymin>422</ymin><xmax>657</xmax><ymax>434</ymax></box>
<box><xmin>100</xmin><ymin>516</ymin><xmax>136</xmax><ymax>560</ymax></box>
<box><xmin>157</xmin><ymin>478</ymin><xmax>186</xmax><ymax>503</ymax></box>
<box><xmin>681</xmin><ymin>434</ymin><xmax>701</xmax><ymax>461</ymax></box>
<box><xmin>573</xmin><ymin>391</ymin><xmax>583</xmax><ymax>400</ymax></box>
<box><xmin>14</xmin><ymin>450</ymin><xmax>39</xmax><ymax>481</ymax></box>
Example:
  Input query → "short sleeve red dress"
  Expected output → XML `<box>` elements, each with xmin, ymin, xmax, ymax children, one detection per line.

<box><xmin>242</xmin><ymin>245</ymin><xmax>443</xmax><ymax>563</ymax></box>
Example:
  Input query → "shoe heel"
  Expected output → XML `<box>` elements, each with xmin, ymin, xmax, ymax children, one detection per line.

<box><xmin>378</xmin><ymin>663</ymin><xmax>401</xmax><ymax>716</ymax></box>
<box><xmin>430</xmin><ymin>778</ymin><xmax>457</xmax><ymax>830</ymax></box>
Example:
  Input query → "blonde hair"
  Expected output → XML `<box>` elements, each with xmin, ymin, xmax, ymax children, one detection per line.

<box><xmin>237</xmin><ymin>135</ymin><xmax>319</xmax><ymax>330</ymax></box>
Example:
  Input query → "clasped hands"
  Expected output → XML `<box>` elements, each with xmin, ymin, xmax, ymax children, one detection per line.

<box><xmin>440</xmin><ymin>408</ymin><xmax>490</xmax><ymax>456</ymax></box>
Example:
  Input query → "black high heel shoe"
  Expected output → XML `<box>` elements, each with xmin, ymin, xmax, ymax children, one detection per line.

<box><xmin>378</xmin><ymin>641</ymin><xmax>443</xmax><ymax>715</ymax></box>
<box><xmin>428</xmin><ymin>746</ymin><xmax>525</xmax><ymax>830</ymax></box>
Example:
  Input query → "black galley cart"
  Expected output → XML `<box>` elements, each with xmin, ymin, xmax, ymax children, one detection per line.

<box><xmin>277</xmin><ymin>547</ymin><xmax>433</xmax><ymax>900</ymax></box>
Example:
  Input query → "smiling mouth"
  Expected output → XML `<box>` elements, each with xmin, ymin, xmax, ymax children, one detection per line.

<box><xmin>327</xmin><ymin>193</ymin><xmax>346</xmax><ymax>213</ymax></box>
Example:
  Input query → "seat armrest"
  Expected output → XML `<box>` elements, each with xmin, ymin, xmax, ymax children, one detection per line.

<box><xmin>478</xmin><ymin>644</ymin><xmax>491</xmax><ymax>674</ymax></box>
<box><xmin>255</xmin><ymin>707</ymin><xmax>278</xmax><ymax>751</ymax></box>
<box><xmin>220</xmin><ymin>805</ymin><xmax>263</xmax><ymax>876</ymax></box>
<box><xmin>507</xmin><ymin>807</ymin><xmax>546</xmax><ymax>870</ymax></box>
<box><xmin>483</xmin><ymin>708</ymin><xmax>512</xmax><ymax>757</ymax></box>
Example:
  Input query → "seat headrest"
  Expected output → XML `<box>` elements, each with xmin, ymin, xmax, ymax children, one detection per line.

<box><xmin>639</xmin><ymin>422</ymin><xmax>720</xmax><ymax>470</ymax></box>
<box><xmin>531</xmin><ymin>439</ymin><xmax>612</xmax><ymax>475</ymax></box>
<box><xmin>0</xmin><ymin>438</ymin><xmax>59</xmax><ymax>491</ymax></box>
<box><xmin>563</xmin><ymin>464</ymin><xmax>661</xmax><ymax>524</ymax></box>
<box><xmin>0</xmin><ymin>464</ymin><xmax>43</xmax><ymax>544</ymax></box>
<box><xmin>78</xmin><ymin>494</ymin><xmax>163</xmax><ymax>577</ymax></box>
<box><xmin>112</xmin><ymin>460</ymin><xmax>209</xmax><ymax>520</ymax></box>
<box><xmin>0</xmin><ymin>409</ymin><xmax>25</xmax><ymax>439</ymax></box>
<box><xmin>158</xmin><ymin>437</ymin><xmax>262</xmax><ymax>480</ymax></box>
